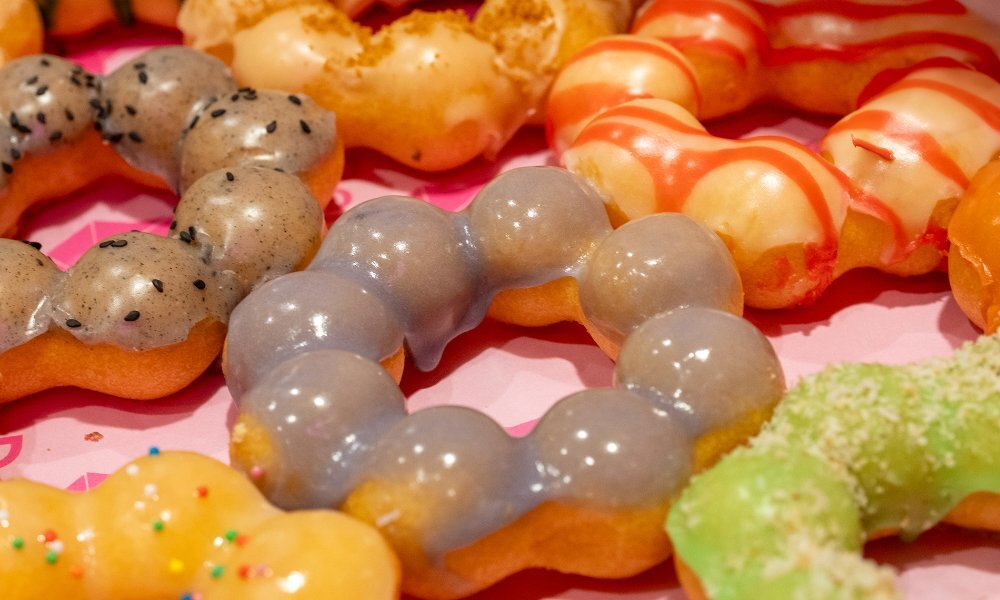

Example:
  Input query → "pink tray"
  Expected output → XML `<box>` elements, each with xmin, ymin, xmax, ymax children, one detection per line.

<box><xmin>2</xmin><ymin>20</ymin><xmax>1000</xmax><ymax>600</ymax></box>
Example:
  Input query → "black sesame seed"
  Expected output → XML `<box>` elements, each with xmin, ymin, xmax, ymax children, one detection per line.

<box><xmin>225</xmin><ymin>171</ymin><xmax>234</xmax><ymax>182</ymax></box>
<box><xmin>138</xmin><ymin>71</ymin><xmax>148</xmax><ymax>84</ymax></box>
<box><xmin>128</xmin><ymin>131</ymin><xmax>143</xmax><ymax>143</ymax></box>
<box><xmin>36</xmin><ymin>112</ymin><xmax>46</xmax><ymax>124</ymax></box>
<box><xmin>35</xmin><ymin>85</ymin><xmax>48</xmax><ymax>96</ymax></box>
<box><xmin>48</xmin><ymin>131</ymin><xmax>63</xmax><ymax>142</ymax></box>
<box><xmin>110</xmin><ymin>239</ymin><xmax>128</xmax><ymax>248</ymax></box>
<box><xmin>64</xmin><ymin>109</ymin><xmax>74</xmax><ymax>121</ymax></box>
<box><xmin>210</xmin><ymin>109</ymin><xmax>226</xmax><ymax>118</ymax></box>
<box><xmin>265</xmin><ymin>121</ymin><xmax>277</xmax><ymax>134</ymax></box>
<box><xmin>26</xmin><ymin>75</ymin><xmax>38</xmax><ymax>85</ymax></box>
<box><xmin>238</xmin><ymin>87</ymin><xmax>253</xmax><ymax>93</ymax></box>
<box><xmin>99</xmin><ymin>240</ymin><xmax>114</xmax><ymax>248</ymax></box>
<box><xmin>193</xmin><ymin>279</ymin><xmax>206</xmax><ymax>290</ymax></box>
<box><xmin>188</xmin><ymin>115</ymin><xmax>200</xmax><ymax>130</ymax></box>
<box><xmin>105</xmin><ymin>133</ymin><xmax>124</xmax><ymax>144</ymax></box>
<box><xmin>152</xmin><ymin>279</ymin><xmax>164</xmax><ymax>293</ymax></box>
<box><xmin>69</xmin><ymin>76</ymin><xmax>82</xmax><ymax>87</ymax></box>
<box><xmin>188</xmin><ymin>225</ymin><xmax>196</xmax><ymax>239</ymax></box>
<box><xmin>288</xmin><ymin>95</ymin><xmax>302</xmax><ymax>105</ymax></box>
<box><xmin>94</xmin><ymin>121</ymin><xmax>103</xmax><ymax>132</ymax></box>
<box><xmin>65</xmin><ymin>319</ymin><xmax>81</xmax><ymax>328</ymax></box>
<box><xmin>1</xmin><ymin>162</ymin><xmax>11</xmax><ymax>174</ymax></box>
<box><xmin>230</xmin><ymin>93</ymin><xmax>240</xmax><ymax>102</ymax></box>
<box><xmin>124</xmin><ymin>310</ymin><xmax>141</xmax><ymax>322</ymax></box>
<box><xmin>125</xmin><ymin>105</ymin><xmax>137</xmax><ymax>116</ymax></box>
<box><xmin>8</xmin><ymin>112</ymin><xmax>18</xmax><ymax>127</ymax></box>
<box><xmin>133</xmin><ymin>62</ymin><xmax>146</xmax><ymax>70</ymax></box>
<box><xmin>21</xmin><ymin>240</ymin><xmax>42</xmax><ymax>250</ymax></box>
<box><xmin>10</xmin><ymin>148</ymin><xmax>21</xmax><ymax>160</ymax></box>
<box><xmin>40</xmin><ymin>58</ymin><xmax>50</xmax><ymax>67</ymax></box>
<box><xmin>89</xmin><ymin>98</ymin><xmax>102</xmax><ymax>111</ymax></box>
<box><xmin>170</xmin><ymin>220</ymin><xmax>177</xmax><ymax>230</ymax></box>
<box><xmin>179</xmin><ymin>230</ymin><xmax>192</xmax><ymax>244</ymax></box>
<box><xmin>14</xmin><ymin>124</ymin><xmax>30</xmax><ymax>134</ymax></box>
<box><xmin>299</xmin><ymin>120</ymin><xmax>311</xmax><ymax>134</ymax></box>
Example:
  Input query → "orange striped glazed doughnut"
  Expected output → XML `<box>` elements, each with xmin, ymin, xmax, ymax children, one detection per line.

<box><xmin>560</xmin><ymin>63</ymin><xmax>1000</xmax><ymax>308</ymax></box>
<box><xmin>0</xmin><ymin>451</ymin><xmax>399</xmax><ymax>599</ymax></box>
<box><xmin>178</xmin><ymin>0</ymin><xmax>639</xmax><ymax>171</ymax></box>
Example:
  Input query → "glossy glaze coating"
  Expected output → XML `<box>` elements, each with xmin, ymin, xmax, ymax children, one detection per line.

<box><xmin>227</xmin><ymin>166</ymin><xmax>780</xmax><ymax>582</ymax></box>
<box><xmin>310</xmin><ymin>196</ymin><xmax>483</xmax><ymax>370</ymax></box>
<box><xmin>580</xmin><ymin>213</ymin><xmax>744</xmax><ymax>349</ymax></box>
<box><xmin>99</xmin><ymin>46</ymin><xmax>235</xmax><ymax>189</ymax></box>
<box><xmin>226</xmin><ymin>270</ymin><xmax>404</xmax><ymax>400</ymax></box>
<box><xmin>179</xmin><ymin>89</ymin><xmax>335</xmax><ymax>192</ymax></box>
<box><xmin>0</xmin><ymin>239</ymin><xmax>62</xmax><ymax>352</ymax></box>
<box><xmin>49</xmin><ymin>231</ymin><xmax>241</xmax><ymax>350</ymax></box>
<box><xmin>171</xmin><ymin>165</ymin><xmax>323</xmax><ymax>293</ymax></box>
<box><xmin>466</xmin><ymin>166</ymin><xmax>612</xmax><ymax>289</ymax></box>
<box><xmin>615</xmin><ymin>307</ymin><xmax>785</xmax><ymax>437</ymax></box>
<box><xmin>0</xmin><ymin>54</ymin><xmax>98</xmax><ymax>155</ymax></box>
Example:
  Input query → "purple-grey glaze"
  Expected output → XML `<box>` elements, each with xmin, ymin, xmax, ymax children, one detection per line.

<box><xmin>225</xmin><ymin>269</ymin><xmax>404</xmax><ymax>400</ymax></box>
<box><xmin>614</xmin><ymin>306</ymin><xmax>785</xmax><ymax>437</ymax></box>
<box><xmin>236</xmin><ymin>349</ymin><xmax>407</xmax><ymax>509</ymax></box>
<box><xmin>0</xmin><ymin>239</ymin><xmax>63</xmax><ymax>352</ymax></box>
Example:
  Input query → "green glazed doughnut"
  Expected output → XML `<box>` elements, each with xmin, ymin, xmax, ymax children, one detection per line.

<box><xmin>668</xmin><ymin>333</ymin><xmax>1000</xmax><ymax>600</ymax></box>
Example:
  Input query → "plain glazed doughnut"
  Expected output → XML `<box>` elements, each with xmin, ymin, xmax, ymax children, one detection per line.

<box><xmin>667</xmin><ymin>332</ymin><xmax>1000</xmax><ymax>600</ymax></box>
<box><xmin>558</xmin><ymin>62</ymin><xmax>1000</xmax><ymax>308</ymax></box>
<box><xmin>177</xmin><ymin>0</ymin><xmax>638</xmax><ymax>170</ymax></box>
<box><xmin>0</xmin><ymin>450</ymin><xmax>399</xmax><ymax>599</ymax></box>
<box><xmin>948</xmin><ymin>158</ymin><xmax>1000</xmax><ymax>335</ymax></box>
<box><xmin>0</xmin><ymin>47</ymin><xmax>342</xmax><ymax>403</ymax></box>
<box><xmin>223</xmin><ymin>165</ymin><xmax>784</xmax><ymax>598</ymax></box>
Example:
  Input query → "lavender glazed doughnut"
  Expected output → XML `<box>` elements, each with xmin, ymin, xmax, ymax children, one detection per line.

<box><xmin>0</xmin><ymin>46</ymin><xmax>341</xmax><ymax>403</ymax></box>
<box><xmin>225</xmin><ymin>166</ymin><xmax>784</xmax><ymax>598</ymax></box>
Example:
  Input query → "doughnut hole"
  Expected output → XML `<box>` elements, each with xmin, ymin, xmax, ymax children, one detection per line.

<box><xmin>224</xmin><ymin>269</ymin><xmax>404</xmax><ymax>400</ymax></box>
<box><xmin>614</xmin><ymin>307</ymin><xmax>784</xmax><ymax>470</ymax></box>
<box><xmin>310</xmin><ymin>196</ymin><xmax>483</xmax><ymax>370</ymax></box>
<box><xmin>231</xmin><ymin>350</ymin><xmax>407</xmax><ymax>509</ymax></box>
<box><xmin>49</xmin><ymin>231</ymin><xmax>241</xmax><ymax>351</ymax></box>
<box><xmin>99</xmin><ymin>46</ymin><xmax>235</xmax><ymax>189</ymax></box>
<box><xmin>466</xmin><ymin>166</ymin><xmax>611</xmax><ymax>290</ymax></box>
<box><xmin>342</xmin><ymin>407</ymin><xmax>532</xmax><ymax>576</ymax></box>
<box><xmin>529</xmin><ymin>388</ymin><xmax>693</xmax><ymax>507</ymax></box>
<box><xmin>172</xmin><ymin>166</ymin><xmax>323</xmax><ymax>294</ymax></box>
<box><xmin>579</xmin><ymin>213</ymin><xmax>743</xmax><ymax>357</ymax></box>
<box><xmin>178</xmin><ymin>89</ymin><xmax>339</xmax><ymax>201</ymax></box>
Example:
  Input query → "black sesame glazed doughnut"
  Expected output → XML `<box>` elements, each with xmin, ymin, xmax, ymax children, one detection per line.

<box><xmin>0</xmin><ymin>46</ymin><xmax>344</xmax><ymax>403</ymax></box>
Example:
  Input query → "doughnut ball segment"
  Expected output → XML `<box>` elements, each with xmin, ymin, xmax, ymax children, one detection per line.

<box><xmin>949</xmin><ymin>158</ymin><xmax>1000</xmax><ymax>334</ymax></box>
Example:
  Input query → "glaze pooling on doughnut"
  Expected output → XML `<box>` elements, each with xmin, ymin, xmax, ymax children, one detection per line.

<box><xmin>226</xmin><ymin>166</ymin><xmax>780</xmax><ymax>597</ymax></box>
<box><xmin>0</xmin><ymin>239</ymin><xmax>61</xmax><ymax>352</ymax></box>
<box><xmin>0</xmin><ymin>46</ymin><xmax>337</xmax><ymax>402</ymax></box>
<box><xmin>668</xmin><ymin>333</ymin><xmax>1000</xmax><ymax>600</ymax></box>
<box><xmin>179</xmin><ymin>89</ymin><xmax>336</xmax><ymax>192</ymax></box>
<box><xmin>0</xmin><ymin>54</ymin><xmax>98</xmax><ymax>155</ymax></box>
<box><xmin>0</xmin><ymin>451</ymin><xmax>400</xmax><ymax>599</ymax></box>
<box><xmin>98</xmin><ymin>47</ymin><xmax>235</xmax><ymax>190</ymax></box>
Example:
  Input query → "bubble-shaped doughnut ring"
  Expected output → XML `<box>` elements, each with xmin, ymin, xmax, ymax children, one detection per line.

<box><xmin>224</xmin><ymin>165</ymin><xmax>786</xmax><ymax>598</ymax></box>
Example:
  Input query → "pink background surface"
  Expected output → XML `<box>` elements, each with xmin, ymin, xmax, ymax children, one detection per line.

<box><xmin>2</xmin><ymin>13</ymin><xmax>1000</xmax><ymax>599</ymax></box>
